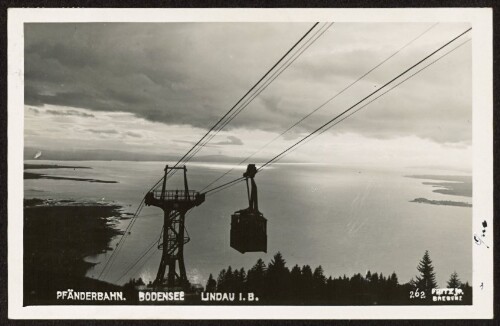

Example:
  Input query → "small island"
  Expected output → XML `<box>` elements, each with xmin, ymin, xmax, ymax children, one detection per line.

<box><xmin>24</xmin><ymin>163</ymin><xmax>118</xmax><ymax>183</ymax></box>
<box><xmin>410</xmin><ymin>197</ymin><xmax>472</xmax><ymax>207</ymax></box>
<box><xmin>24</xmin><ymin>172</ymin><xmax>118</xmax><ymax>183</ymax></box>
<box><xmin>24</xmin><ymin>163</ymin><xmax>92</xmax><ymax>170</ymax></box>
<box><xmin>406</xmin><ymin>175</ymin><xmax>472</xmax><ymax>197</ymax></box>
<box><xmin>406</xmin><ymin>175</ymin><xmax>472</xmax><ymax>208</ymax></box>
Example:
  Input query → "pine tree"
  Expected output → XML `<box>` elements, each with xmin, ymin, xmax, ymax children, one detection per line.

<box><xmin>290</xmin><ymin>264</ymin><xmax>302</xmax><ymax>298</ymax></box>
<box><xmin>290</xmin><ymin>264</ymin><xmax>301</xmax><ymax>285</ymax></box>
<box><xmin>389</xmin><ymin>272</ymin><xmax>398</xmax><ymax>286</ymax></box>
<box><xmin>447</xmin><ymin>271</ymin><xmax>461</xmax><ymax>288</ymax></box>
<box><xmin>325</xmin><ymin>275</ymin><xmax>335</xmax><ymax>300</ymax></box>
<box><xmin>205</xmin><ymin>273</ymin><xmax>216</xmax><ymax>292</ymax></box>
<box><xmin>267</xmin><ymin>252</ymin><xmax>290</xmax><ymax>299</ymax></box>
<box><xmin>250</xmin><ymin>258</ymin><xmax>266</xmax><ymax>275</ymax></box>
<box><xmin>225</xmin><ymin>266</ymin><xmax>234</xmax><ymax>291</ymax></box>
<box><xmin>239</xmin><ymin>267</ymin><xmax>246</xmax><ymax>280</ymax></box>
<box><xmin>415</xmin><ymin>250</ymin><xmax>438</xmax><ymax>293</ymax></box>
<box><xmin>313</xmin><ymin>266</ymin><xmax>326</xmax><ymax>284</ymax></box>
<box><xmin>461</xmin><ymin>281</ymin><xmax>472</xmax><ymax>305</ymax></box>
<box><xmin>302</xmin><ymin>265</ymin><xmax>313</xmax><ymax>279</ymax></box>
<box><xmin>312</xmin><ymin>265</ymin><xmax>327</xmax><ymax>299</ymax></box>
<box><xmin>216</xmin><ymin>268</ymin><xmax>226</xmax><ymax>292</ymax></box>
<box><xmin>301</xmin><ymin>265</ymin><xmax>314</xmax><ymax>298</ymax></box>
<box><xmin>232</xmin><ymin>268</ymin><xmax>240</xmax><ymax>291</ymax></box>
<box><xmin>247</xmin><ymin>258</ymin><xmax>267</xmax><ymax>296</ymax></box>
<box><xmin>350</xmin><ymin>273</ymin><xmax>364</xmax><ymax>294</ymax></box>
<box><xmin>313</xmin><ymin>266</ymin><xmax>326</xmax><ymax>289</ymax></box>
<box><xmin>238</xmin><ymin>267</ymin><xmax>247</xmax><ymax>292</ymax></box>
<box><xmin>268</xmin><ymin>252</ymin><xmax>287</xmax><ymax>274</ymax></box>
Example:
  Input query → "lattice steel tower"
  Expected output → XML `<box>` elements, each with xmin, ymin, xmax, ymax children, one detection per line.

<box><xmin>144</xmin><ymin>165</ymin><xmax>205</xmax><ymax>288</ymax></box>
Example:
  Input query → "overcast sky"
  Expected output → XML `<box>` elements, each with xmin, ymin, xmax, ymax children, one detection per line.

<box><xmin>24</xmin><ymin>22</ymin><xmax>472</xmax><ymax>171</ymax></box>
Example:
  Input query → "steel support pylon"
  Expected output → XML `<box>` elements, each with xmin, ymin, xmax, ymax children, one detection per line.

<box><xmin>154</xmin><ymin>209</ymin><xmax>189</xmax><ymax>288</ymax></box>
<box><xmin>144</xmin><ymin>165</ymin><xmax>205</xmax><ymax>290</ymax></box>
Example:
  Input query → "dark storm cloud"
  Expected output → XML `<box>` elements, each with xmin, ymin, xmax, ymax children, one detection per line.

<box><xmin>125</xmin><ymin>131</ymin><xmax>142</xmax><ymax>138</ymax></box>
<box><xmin>24</xmin><ymin>23</ymin><xmax>472</xmax><ymax>144</ymax></box>
<box><xmin>25</xmin><ymin>23</ymin><xmax>313</xmax><ymax>126</ymax></box>
<box><xmin>24</xmin><ymin>23</ymin><xmax>234</xmax><ymax>128</ymax></box>
<box><xmin>87</xmin><ymin>129</ymin><xmax>119</xmax><ymax>135</ymax></box>
<box><xmin>46</xmin><ymin>109</ymin><xmax>95</xmax><ymax>118</ymax></box>
<box><xmin>175</xmin><ymin>135</ymin><xmax>243</xmax><ymax>146</ymax></box>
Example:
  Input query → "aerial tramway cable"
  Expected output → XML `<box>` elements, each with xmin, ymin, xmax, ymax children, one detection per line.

<box><xmin>106</xmin><ymin>26</ymin><xmax>472</xmax><ymax>283</ymax></box>
<box><xmin>177</xmin><ymin>23</ymin><xmax>334</xmax><ymax>167</ymax></box>
<box><xmin>167</xmin><ymin>22</ymin><xmax>321</xmax><ymax>172</ymax></box>
<box><xmin>150</xmin><ymin>22</ymin><xmax>327</xmax><ymax>184</ymax></box>
<box><xmin>199</xmin><ymin>22</ymin><xmax>439</xmax><ymax>192</ymax></box>
<box><xmin>114</xmin><ymin>229</ymin><xmax>164</xmax><ymax>283</ymax></box>
<box><xmin>97</xmin><ymin>23</ymin><xmax>321</xmax><ymax>281</ymax></box>
<box><xmin>164</xmin><ymin>22</ymin><xmax>330</xmax><ymax>184</ymax></box>
<box><xmin>257</xmin><ymin>27</ymin><xmax>472</xmax><ymax>171</ymax></box>
<box><xmin>113</xmin><ymin>27</ymin><xmax>472</xmax><ymax>282</ymax></box>
<box><xmin>114</xmin><ymin>211</ymin><xmax>196</xmax><ymax>283</ymax></box>
<box><xmin>281</xmin><ymin>38</ymin><xmax>473</xmax><ymax>161</ymax></box>
<box><xmin>202</xmin><ymin>27</ymin><xmax>472</xmax><ymax>197</ymax></box>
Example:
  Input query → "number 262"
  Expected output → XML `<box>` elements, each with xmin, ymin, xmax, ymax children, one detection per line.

<box><xmin>410</xmin><ymin>290</ymin><xmax>426</xmax><ymax>299</ymax></box>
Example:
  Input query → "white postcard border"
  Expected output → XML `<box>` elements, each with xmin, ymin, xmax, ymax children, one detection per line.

<box><xmin>7</xmin><ymin>7</ymin><xmax>493</xmax><ymax>320</ymax></box>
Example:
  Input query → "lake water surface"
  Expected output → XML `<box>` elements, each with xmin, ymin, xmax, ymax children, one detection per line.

<box><xmin>24</xmin><ymin>160</ymin><xmax>472</xmax><ymax>287</ymax></box>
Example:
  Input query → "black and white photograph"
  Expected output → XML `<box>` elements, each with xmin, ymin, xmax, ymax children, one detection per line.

<box><xmin>7</xmin><ymin>8</ymin><xmax>493</xmax><ymax>319</ymax></box>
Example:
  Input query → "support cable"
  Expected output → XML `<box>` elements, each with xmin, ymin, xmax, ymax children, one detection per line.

<box><xmin>115</xmin><ymin>210</ymin><xmax>194</xmax><ymax>283</ymax></box>
<box><xmin>202</xmin><ymin>28</ymin><xmax>471</xmax><ymax>196</ymax></box>
<box><xmin>258</xmin><ymin>28</ymin><xmax>472</xmax><ymax>171</ymax></box>
<box><xmin>278</xmin><ymin>38</ymin><xmax>473</xmax><ymax>161</ymax></box>
<box><xmin>178</xmin><ymin>23</ymin><xmax>334</xmax><ymax>168</ymax></box>
<box><xmin>104</xmin><ymin>26</ymin><xmax>470</xmax><ymax>281</ymax></box>
<box><xmin>114</xmin><ymin>230</ymin><xmax>164</xmax><ymax>283</ymax></box>
<box><xmin>200</xmin><ymin>22</ymin><xmax>438</xmax><ymax>192</ymax></box>
<box><xmin>97</xmin><ymin>177</ymin><xmax>163</xmax><ymax>280</ymax></box>
<box><xmin>99</xmin><ymin>23</ymin><xmax>321</xmax><ymax>281</ymax></box>
<box><xmin>168</xmin><ymin>22</ymin><xmax>320</xmax><ymax>172</ymax></box>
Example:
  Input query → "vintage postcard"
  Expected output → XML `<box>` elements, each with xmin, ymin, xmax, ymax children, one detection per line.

<box><xmin>7</xmin><ymin>8</ymin><xmax>493</xmax><ymax>319</ymax></box>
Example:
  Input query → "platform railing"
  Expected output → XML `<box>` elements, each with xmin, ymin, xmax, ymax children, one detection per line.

<box><xmin>152</xmin><ymin>190</ymin><xmax>197</xmax><ymax>201</ymax></box>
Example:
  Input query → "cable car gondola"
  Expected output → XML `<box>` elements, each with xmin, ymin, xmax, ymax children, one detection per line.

<box><xmin>230</xmin><ymin>164</ymin><xmax>267</xmax><ymax>253</ymax></box>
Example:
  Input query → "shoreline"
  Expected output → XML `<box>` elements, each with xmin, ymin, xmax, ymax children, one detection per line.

<box><xmin>24</xmin><ymin>163</ymin><xmax>118</xmax><ymax>183</ymax></box>
<box><xmin>24</xmin><ymin>163</ymin><xmax>92</xmax><ymax>170</ymax></box>
<box><xmin>410</xmin><ymin>197</ymin><xmax>472</xmax><ymax>208</ymax></box>
<box><xmin>406</xmin><ymin>175</ymin><xmax>472</xmax><ymax>197</ymax></box>
<box><xmin>24</xmin><ymin>198</ymin><xmax>125</xmax><ymax>305</ymax></box>
<box><xmin>24</xmin><ymin>172</ymin><xmax>118</xmax><ymax>183</ymax></box>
